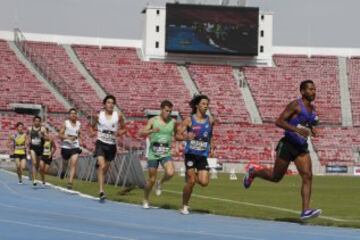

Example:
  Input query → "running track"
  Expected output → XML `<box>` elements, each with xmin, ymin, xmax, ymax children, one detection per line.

<box><xmin>0</xmin><ymin>170</ymin><xmax>358</xmax><ymax>240</ymax></box>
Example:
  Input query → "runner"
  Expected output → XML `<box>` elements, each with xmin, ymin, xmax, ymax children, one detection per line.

<box><xmin>27</xmin><ymin>116</ymin><xmax>46</xmax><ymax>186</ymax></box>
<box><xmin>176</xmin><ymin>95</ymin><xmax>216</xmax><ymax>215</ymax></box>
<box><xmin>8</xmin><ymin>122</ymin><xmax>28</xmax><ymax>184</ymax></box>
<box><xmin>140</xmin><ymin>100</ymin><xmax>177</xmax><ymax>209</ymax></box>
<box><xmin>243</xmin><ymin>80</ymin><xmax>322</xmax><ymax>220</ymax></box>
<box><xmin>59</xmin><ymin>108</ymin><xmax>82</xmax><ymax>190</ymax></box>
<box><xmin>91</xmin><ymin>95</ymin><xmax>126</xmax><ymax>201</ymax></box>
<box><xmin>39</xmin><ymin>127</ymin><xmax>56</xmax><ymax>185</ymax></box>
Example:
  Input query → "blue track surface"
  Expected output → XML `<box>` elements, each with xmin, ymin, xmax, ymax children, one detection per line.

<box><xmin>0</xmin><ymin>170</ymin><xmax>358</xmax><ymax>240</ymax></box>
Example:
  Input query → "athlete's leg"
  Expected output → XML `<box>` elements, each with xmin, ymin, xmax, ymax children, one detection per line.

<box><xmin>160</xmin><ymin>160</ymin><xmax>175</xmax><ymax>184</ymax></box>
<box><xmin>196</xmin><ymin>170</ymin><xmax>209</xmax><ymax>187</ymax></box>
<box><xmin>182</xmin><ymin>169</ymin><xmax>197</xmax><ymax>206</ymax></box>
<box><xmin>68</xmin><ymin>154</ymin><xmax>79</xmax><ymax>185</ymax></box>
<box><xmin>15</xmin><ymin>158</ymin><xmax>22</xmax><ymax>182</ymax></box>
<box><xmin>30</xmin><ymin>150</ymin><xmax>38</xmax><ymax>183</ymax></box>
<box><xmin>39</xmin><ymin>160</ymin><xmax>45</xmax><ymax>183</ymax></box>
<box><xmin>294</xmin><ymin>153</ymin><xmax>312</xmax><ymax>212</ymax></box>
<box><xmin>97</xmin><ymin>156</ymin><xmax>110</xmax><ymax>194</ymax></box>
<box><xmin>144</xmin><ymin>167</ymin><xmax>158</xmax><ymax>202</ymax></box>
<box><xmin>254</xmin><ymin>157</ymin><xmax>290</xmax><ymax>182</ymax></box>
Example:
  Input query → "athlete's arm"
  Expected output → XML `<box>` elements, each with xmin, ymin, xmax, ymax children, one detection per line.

<box><xmin>7</xmin><ymin>135</ymin><xmax>14</xmax><ymax>154</ymax></box>
<box><xmin>209</xmin><ymin>116</ymin><xmax>217</xmax><ymax>158</ymax></box>
<box><xmin>25</xmin><ymin>128</ymin><xmax>31</xmax><ymax>153</ymax></box>
<box><xmin>51</xmin><ymin>138</ymin><xmax>57</xmax><ymax>157</ymax></box>
<box><xmin>89</xmin><ymin>115</ymin><xmax>98</xmax><ymax>138</ymax></box>
<box><xmin>275</xmin><ymin>100</ymin><xmax>310</xmax><ymax>138</ymax></box>
<box><xmin>140</xmin><ymin>117</ymin><xmax>156</xmax><ymax>137</ymax></box>
<box><xmin>117</xmin><ymin>112</ymin><xmax>127</xmax><ymax>137</ymax></box>
<box><xmin>175</xmin><ymin>117</ymin><xmax>194</xmax><ymax>141</ymax></box>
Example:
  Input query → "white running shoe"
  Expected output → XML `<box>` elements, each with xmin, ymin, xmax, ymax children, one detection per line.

<box><xmin>155</xmin><ymin>180</ymin><xmax>162</xmax><ymax>196</ymax></box>
<box><xmin>180</xmin><ymin>205</ymin><xmax>190</xmax><ymax>215</ymax></box>
<box><xmin>142</xmin><ymin>200</ymin><xmax>150</xmax><ymax>209</ymax></box>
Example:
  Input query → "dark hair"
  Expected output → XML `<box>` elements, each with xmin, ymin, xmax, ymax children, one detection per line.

<box><xmin>68</xmin><ymin>108</ymin><xmax>77</xmax><ymax>114</ymax></box>
<box><xmin>160</xmin><ymin>100</ymin><xmax>173</xmax><ymax>109</ymax></box>
<box><xmin>103</xmin><ymin>95</ymin><xmax>116</xmax><ymax>105</ymax></box>
<box><xmin>300</xmin><ymin>80</ymin><xmax>314</xmax><ymax>91</ymax></box>
<box><xmin>189</xmin><ymin>94</ymin><xmax>209</xmax><ymax>114</ymax></box>
<box><xmin>15</xmin><ymin>122</ymin><xmax>24</xmax><ymax>128</ymax></box>
<box><xmin>33</xmin><ymin>116</ymin><xmax>42</xmax><ymax>122</ymax></box>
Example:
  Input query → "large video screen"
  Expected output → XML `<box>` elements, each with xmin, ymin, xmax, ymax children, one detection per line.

<box><xmin>165</xmin><ymin>4</ymin><xmax>259</xmax><ymax>56</ymax></box>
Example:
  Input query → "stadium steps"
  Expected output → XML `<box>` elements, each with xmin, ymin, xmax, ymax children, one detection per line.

<box><xmin>233</xmin><ymin>68</ymin><xmax>263</xmax><ymax>124</ymax></box>
<box><xmin>177</xmin><ymin>65</ymin><xmax>200</xmax><ymax>97</ymax></box>
<box><xmin>8</xmin><ymin>41</ymin><xmax>72</xmax><ymax>110</ymax></box>
<box><xmin>338</xmin><ymin>57</ymin><xmax>353</xmax><ymax>127</ymax></box>
<box><xmin>64</xmin><ymin>44</ymin><xmax>122</xmax><ymax>113</ymax></box>
<box><xmin>177</xmin><ymin>64</ymin><xmax>215</xmax><ymax>117</ymax></box>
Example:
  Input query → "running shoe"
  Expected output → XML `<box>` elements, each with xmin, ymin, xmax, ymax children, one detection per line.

<box><xmin>243</xmin><ymin>166</ymin><xmax>255</xmax><ymax>189</ymax></box>
<box><xmin>67</xmin><ymin>182</ymin><xmax>73</xmax><ymax>190</ymax></box>
<box><xmin>300</xmin><ymin>209</ymin><xmax>322</xmax><ymax>220</ymax></box>
<box><xmin>155</xmin><ymin>180</ymin><xmax>162</xmax><ymax>196</ymax></box>
<box><xmin>99</xmin><ymin>192</ymin><xmax>106</xmax><ymax>201</ymax></box>
<box><xmin>142</xmin><ymin>200</ymin><xmax>150</xmax><ymax>209</ymax></box>
<box><xmin>180</xmin><ymin>205</ymin><xmax>190</xmax><ymax>215</ymax></box>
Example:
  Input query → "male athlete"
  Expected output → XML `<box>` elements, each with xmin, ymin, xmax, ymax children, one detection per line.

<box><xmin>140</xmin><ymin>100</ymin><xmax>176</xmax><ymax>209</ymax></box>
<box><xmin>176</xmin><ymin>95</ymin><xmax>216</xmax><ymax>215</ymax></box>
<box><xmin>91</xmin><ymin>95</ymin><xmax>126</xmax><ymax>201</ymax></box>
<box><xmin>243</xmin><ymin>80</ymin><xmax>321</xmax><ymax>220</ymax></box>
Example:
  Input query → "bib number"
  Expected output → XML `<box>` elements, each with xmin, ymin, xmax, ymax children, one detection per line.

<box><xmin>189</xmin><ymin>140</ymin><xmax>208</xmax><ymax>151</ymax></box>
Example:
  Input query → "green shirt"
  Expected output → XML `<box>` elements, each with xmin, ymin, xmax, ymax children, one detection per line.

<box><xmin>148</xmin><ymin>116</ymin><xmax>175</xmax><ymax>160</ymax></box>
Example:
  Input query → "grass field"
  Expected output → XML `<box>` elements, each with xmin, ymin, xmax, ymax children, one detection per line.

<box><xmin>42</xmin><ymin>172</ymin><xmax>360</xmax><ymax>228</ymax></box>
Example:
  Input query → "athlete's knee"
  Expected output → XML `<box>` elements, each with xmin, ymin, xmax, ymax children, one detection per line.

<box><xmin>272</xmin><ymin>173</ymin><xmax>284</xmax><ymax>183</ymax></box>
<box><xmin>301</xmin><ymin>171</ymin><xmax>312</xmax><ymax>182</ymax></box>
<box><xmin>166</xmin><ymin>169</ymin><xmax>175</xmax><ymax>178</ymax></box>
<box><xmin>198</xmin><ymin>180</ymin><xmax>209</xmax><ymax>187</ymax></box>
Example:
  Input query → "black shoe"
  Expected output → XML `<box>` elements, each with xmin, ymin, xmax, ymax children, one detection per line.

<box><xmin>60</xmin><ymin>171</ymin><xmax>65</xmax><ymax>179</ymax></box>
<box><xmin>33</xmin><ymin>182</ymin><xmax>37</xmax><ymax>187</ymax></box>
<box><xmin>99</xmin><ymin>192</ymin><xmax>106</xmax><ymax>201</ymax></box>
<box><xmin>67</xmin><ymin>183</ymin><xmax>73</xmax><ymax>190</ymax></box>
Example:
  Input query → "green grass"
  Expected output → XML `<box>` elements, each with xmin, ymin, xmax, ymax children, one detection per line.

<box><xmin>42</xmin><ymin>173</ymin><xmax>360</xmax><ymax>228</ymax></box>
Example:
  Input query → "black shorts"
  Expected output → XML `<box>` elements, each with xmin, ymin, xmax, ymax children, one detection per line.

<box><xmin>185</xmin><ymin>154</ymin><xmax>209</xmax><ymax>171</ymax></box>
<box><xmin>61</xmin><ymin>148</ymin><xmax>82</xmax><ymax>160</ymax></box>
<box><xmin>12</xmin><ymin>154</ymin><xmax>26</xmax><ymax>160</ymax></box>
<box><xmin>41</xmin><ymin>156</ymin><xmax>52</xmax><ymax>165</ymax></box>
<box><xmin>94</xmin><ymin>140</ymin><xmax>117</xmax><ymax>162</ymax></box>
<box><xmin>276</xmin><ymin>137</ymin><xmax>309</xmax><ymax>162</ymax></box>
<box><xmin>30</xmin><ymin>145</ymin><xmax>43</xmax><ymax>156</ymax></box>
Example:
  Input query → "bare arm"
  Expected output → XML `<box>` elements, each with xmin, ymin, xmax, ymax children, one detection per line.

<box><xmin>209</xmin><ymin>116</ymin><xmax>217</xmax><ymax>157</ymax></box>
<box><xmin>175</xmin><ymin>117</ymin><xmax>194</xmax><ymax>141</ymax></box>
<box><xmin>275</xmin><ymin>101</ymin><xmax>310</xmax><ymax>138</ymax></box>
<box><xmin>140</xmin><ymin>117</ymin><xmax>157</xmax><ymax>137</ymax></box>
<box><xmin>90</xmin><ymin>116</ymin><xmax>99</xmax><ymax>137</ymax></box>
<box><xmin>51</xmin><ymin>139</ymin><xmax>57</xmax><ymax>156</ymax></box>
<box><xmin>7</xmin><ymin>135</ymin><xmax>14</xmax><ymax>154</ymax></box>
<box><xmin>117</xmin><ymin>112</ymin><xmax>127</xmax><ymax>137</ymax></box>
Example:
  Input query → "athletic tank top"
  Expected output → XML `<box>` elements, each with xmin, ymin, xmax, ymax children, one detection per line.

<box><xmin>148</xmin><ymin>116</ymin><xmax>175</xmax><ymax>160</ymax></box>
<box><xmin>97</xmin><ymin>111</ymin><xmax>119</xmax><ymax>145</ymax></box>
<box><xmin>61</xmin><ymin>120</ymin><xmax>81</xmax><ymax>149</ymax></box>
<box><xmin>285</xmin><ymin>98</ymin><xmax>318</xmax><ymax>146</ymax></box>
<box><xmin>13</xmin><ymin>133</ymin><xmax>26</xmax><ymax>155</ymax></box>
<box><xmin>30</xmin><ymin>127</ymin><xmax>43</xmax><ymax>147</ymax></box>
<box><xmin>185</xmin><ymin>115</ymin><xmax>212</xmax><ymax>157</ymax></box>
<box><xmin>43</xmin><ymin>140</ymin><xmax>52</xmax><ymax>157</ymax></box>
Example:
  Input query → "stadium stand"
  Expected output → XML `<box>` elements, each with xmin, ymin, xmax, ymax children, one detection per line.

<box><xmin>242</xmin><ymin>55</ymin><xmax>341</xmax><ymax>125</ymax></box>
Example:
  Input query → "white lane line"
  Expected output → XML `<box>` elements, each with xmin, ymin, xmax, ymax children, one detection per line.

<box><xmin>0</xmin><ymin>219</ymin><xmax>134</xmax><ymax>240</ymax></box>
<box><xmin>163</xmin><ymin>189</ymin><xmax>359</xmax><ymax>223</ymax></box>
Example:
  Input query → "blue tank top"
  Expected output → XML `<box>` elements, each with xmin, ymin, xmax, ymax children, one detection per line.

<box><xmin>185</xmin><ymin>115</ymin><xmax>212</xmax><ymax>157</ymax></box>
<box><xmin>285</xmin><ymin>98</ymin><xmax>318</xmax><ymax>146</ymax></box>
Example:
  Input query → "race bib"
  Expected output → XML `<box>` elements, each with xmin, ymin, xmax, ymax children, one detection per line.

<box><xmin>189</xmin><ymin>140</ymin><xmax>208</xmax><ymax>151</ymax></box>
<box><xmin>98</xmin><ymin>131</ymin><xmax>116</xmax><ymax>143</ymax></box>
<box><xmin>31</xmin><ymin>138</ymin><xmax>41</xmax><ymax>145</ymax></box>
<box><xmin>152</xmin><ymin>143</ymin><xmax>170</xmax><ymax>156</ymax></box>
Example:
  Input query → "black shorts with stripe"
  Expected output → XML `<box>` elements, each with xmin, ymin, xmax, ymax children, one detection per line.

<box><xmin>276</xmin><ymin>137</ymin><xmax>309</xmax><ymax>162</ymax></box>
